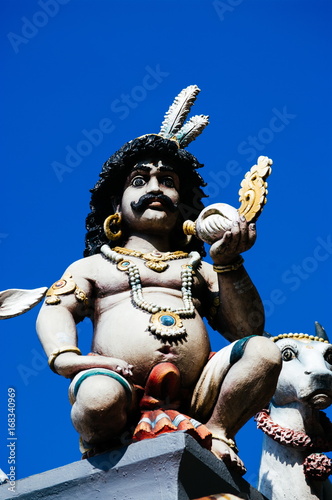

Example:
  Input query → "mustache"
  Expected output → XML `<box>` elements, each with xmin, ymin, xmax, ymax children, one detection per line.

<box><xmin>130</xmin><ymin>193</ymin><xmax>178</xmax><ymax>213</ymax></box>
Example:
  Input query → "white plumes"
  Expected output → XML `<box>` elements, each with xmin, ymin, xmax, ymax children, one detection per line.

<box><xmin>175</xmin><ymin>114</ymin><xmax>209</xmax><ymax>147</ymax></box>
<box><xmin>159</xmin><ymin>85</ymin><xmax>201</xmax><ymax>138</ymax></box>
<box><xmin>0</xmin><ymin>287</ymin><xmax>47</xmax><ymax>319</ymax></box>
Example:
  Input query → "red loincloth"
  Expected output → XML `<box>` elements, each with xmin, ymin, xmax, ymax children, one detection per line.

<box><xmin>132</xmin><ymin>362</ymin><xmax>212</xmax><ymax>450</ymax></box>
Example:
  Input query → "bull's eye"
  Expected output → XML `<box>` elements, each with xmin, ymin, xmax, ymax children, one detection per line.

<box><xmin>281</xmin><ymin>347</ymin><xmax>296</xmax><ymax>361</ymax></box>
<box><xmin>324</xmin><ymin>349</ymin><xmax>332</xmax><ymax>365</ymax></box>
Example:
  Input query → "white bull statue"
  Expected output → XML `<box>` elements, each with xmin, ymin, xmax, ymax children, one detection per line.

<box><xmin>256</xmin><ymin>323</ymin><xmax>332</xmax><ymax>500</ymax></box>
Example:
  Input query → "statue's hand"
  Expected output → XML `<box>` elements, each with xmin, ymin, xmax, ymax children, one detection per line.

<box><xmin>103</xmin><ymin>356</ymin><xmax>134</xmax><ymax>378</ymax></box>
<box><xmin>53</xmin><ymin>352</ymin><xmax>133</xmax><ymax>379</ymax></box>
<box><xmin>210</xmin><ymin>217</ymin><xmax>256</xmax><ymax>265</ymax></box>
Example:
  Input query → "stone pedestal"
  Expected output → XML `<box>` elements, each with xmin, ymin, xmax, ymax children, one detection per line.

<box><xmin>0</xmin><ymin>433</ymin><xmax>266</xmax><ymax>500</ymax></box>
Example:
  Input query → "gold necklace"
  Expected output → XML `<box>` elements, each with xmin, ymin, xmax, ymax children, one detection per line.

<box><xmin>113</xmin><ymin>246</ymin><xmax>189</xmax><ymax>272</ymax></box>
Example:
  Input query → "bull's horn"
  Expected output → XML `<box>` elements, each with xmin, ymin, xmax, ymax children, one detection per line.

<box><xmin>315</xmin><ymin>321</ymin><xmax>329</xmax><ymax>342</ymax></box>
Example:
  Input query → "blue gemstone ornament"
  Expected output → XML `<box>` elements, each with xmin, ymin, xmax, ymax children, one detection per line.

<box><xmin>117</xmin><ymin>260</ymin><xmax>133</xmax><ymax>271</ymax></box>
<box><xmin>160</xmin><ymin>315</ymin><xmax>176</xmax><ymax>326</ymax></box>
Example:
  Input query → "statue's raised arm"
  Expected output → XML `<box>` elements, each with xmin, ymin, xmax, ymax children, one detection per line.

<box><xmin>183</xmin><ymin>154</ymin><xmax>273</xmax><ymax>340</ymax></box>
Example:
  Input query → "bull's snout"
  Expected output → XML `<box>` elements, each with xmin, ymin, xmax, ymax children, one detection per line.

<box><xmin>301</xmin><ymin>371</ymin><xmax>332</xmax><ymax>409</ymax></box>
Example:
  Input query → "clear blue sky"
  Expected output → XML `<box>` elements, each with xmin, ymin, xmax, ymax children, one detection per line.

<box><xmin>1</xmin><ymin>0</ymin><xmax>331</xmax><ymax>488</ymax></box>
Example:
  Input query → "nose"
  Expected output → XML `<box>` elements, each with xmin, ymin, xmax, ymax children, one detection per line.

<box><xmin>304</xmin><ymin>367</ymin><xmax>332</xmax><ymax>377</ymax></box>
<box><xmin>304</xmin><ymin>356</ymin><xmax>332</xmax><ymax>377</ymax></box>
<box><xmin>146</xmin><ymin>176</ymin><xmax>162</xmax><ymax>193</ymax></box>
<box><xmin>300</xmin><ymin>346</ymin><xmax>332</xmax><ymax>375</ymax></box>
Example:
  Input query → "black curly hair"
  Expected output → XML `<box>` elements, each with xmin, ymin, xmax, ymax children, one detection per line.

<box><xmin>85</xmin><ymin>134</ymin><xmax>207</xmax><ymax>257</ymax></box>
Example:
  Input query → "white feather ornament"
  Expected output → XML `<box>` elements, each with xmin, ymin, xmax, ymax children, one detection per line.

<box><xmin>0</xmin><ymin>287</ymin><xmax>47</xmax><ymax>319</ymax></box>
<box><xmin>159</xmin><ymin>85</ymin><xmax>201</xmax><ymax>138</ymax></box>
<box><xmin>175</xmin><ymin>114</ymin><xmax>209</xmax><ymax>147</ymax></box>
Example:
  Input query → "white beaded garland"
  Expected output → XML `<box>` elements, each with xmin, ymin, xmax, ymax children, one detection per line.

<box><xmin>100</xmin><ymin>245</ymin><xmax>201</xmax><ymax>340</ymax></box>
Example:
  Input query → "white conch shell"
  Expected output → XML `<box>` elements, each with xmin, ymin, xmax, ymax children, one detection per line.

<box><xmin>0</xmin><ymin>287</ymin><xmax>47</xmax><ymax>319</ymax></box>
<box><xmin>195</xmin><ymin>203</ymin><xmax>240</xmax><ymax>244</ymax></box>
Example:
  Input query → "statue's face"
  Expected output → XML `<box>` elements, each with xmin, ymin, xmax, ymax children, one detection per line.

<box><xmin>120</xmin><ymin>160</ymin><xmax>180</xmax><ymax>234</ymax></box>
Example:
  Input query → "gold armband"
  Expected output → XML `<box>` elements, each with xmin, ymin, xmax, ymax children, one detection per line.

<box><xmin>48</xmin><ymin>346</ymin><xmax>82</xmax><ymax>374</ymax></box>
<box><xmin>213</xmin><ymin>256</ymin><xmax>244</xmax><ymax>274</ymax></box>
<box><xmin>45</xmin><ymin>273</ymin><xmax>89</xmax><ymax>307</ymax></box>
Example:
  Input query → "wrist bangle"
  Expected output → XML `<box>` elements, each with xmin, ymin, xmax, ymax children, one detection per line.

<box><xmin>213</xmin><ymin>256</ymin><xmax>244</xmax><ymax>274</ymax></box>
<box><xmin>48</xmin><ymin>346</ymin><xmax>82</xmax><ymax>373</ymax></box>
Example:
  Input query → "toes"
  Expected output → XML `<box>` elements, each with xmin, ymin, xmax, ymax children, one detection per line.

<box><xmin>211</xmin><ymin>440</ymin><xmax>246</xmax><ymax>476</ymax></box>
<box><xmin>226</xmin><ymin>452</ymin><xmax>246</xmax><ymax>475</ymax></box>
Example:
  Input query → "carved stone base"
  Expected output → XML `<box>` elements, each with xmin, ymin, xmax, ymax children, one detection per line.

<box><xmin>0</xmin><ymin>433</ymin><xmax>266</xmax><ymax>500</ymax></box>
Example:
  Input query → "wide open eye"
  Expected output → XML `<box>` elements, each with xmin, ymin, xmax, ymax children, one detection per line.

<box><xmin>324</xmin><ymin>349</ymin><xmax>332</xmax><ymax>365</ymax></box>
<box><xmin>131</xmin><ymin>176</ymin><xmax>146</xmax><ymax>187</ymax></box>
<box><xmin>281</xmin><ymin>347</ymin><xmax>297</xmax><ymax>361</ymax></box>
<box><xmin>161</xmin><ymin>176</ymin><xmax>175</xmax><ymax>188</ymax></box>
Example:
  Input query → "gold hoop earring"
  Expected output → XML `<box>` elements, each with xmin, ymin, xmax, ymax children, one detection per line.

<box><xmin>103</xmin><ymin>213</ymin><xmax>122</xmax><ymax>241</ymax></box>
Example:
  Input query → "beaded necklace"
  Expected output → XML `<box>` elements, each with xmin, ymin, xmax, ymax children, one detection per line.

<box><xmin>100</xmin><ymin>244</ymin><xmax>201</xmax><ymax>341</ymax></box>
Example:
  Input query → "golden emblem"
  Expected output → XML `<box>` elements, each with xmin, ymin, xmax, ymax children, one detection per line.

<box><xmin>238</xmin><ymin>155</ymin><xmax>273</xmax><ymax>222</ymax></box>
<box><xmin>45</xmin><ymin>273</ymin><xmax>89</xmax><ymax>307</ymax></box>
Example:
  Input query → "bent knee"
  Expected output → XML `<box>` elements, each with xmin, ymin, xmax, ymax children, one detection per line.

<box><xmin>245</xmin><ymin>336</ymin><xmax>282</xmax><ymax>369</ymax></box>
<box><xmin>74</xmin><ymin>375</ymin><xmax>128</xmax><ymax>414</ymax></box>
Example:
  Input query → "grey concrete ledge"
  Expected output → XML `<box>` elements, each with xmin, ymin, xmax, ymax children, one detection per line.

<box><xmin>0</xmin><ymin>432</ymin><xmax>266</xmax><ymax>500</ymax></box>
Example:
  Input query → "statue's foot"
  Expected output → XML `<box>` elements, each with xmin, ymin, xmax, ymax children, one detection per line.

<box><xmin>81</xmin><ymin>442</ymin><xmax>114</xmax><ymax>459</ymax></box>
<box><xmin>80</xmin><ymin>436</ymin><xmax>123</xmax><ymax>459</ymax></box>
<box><xmin>211</xmin><ymin>437</ymin><xmax>246</xmax><ymax>476</ymax></box>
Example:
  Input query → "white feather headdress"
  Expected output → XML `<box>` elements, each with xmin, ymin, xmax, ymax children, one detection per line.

<box><xmin>159</xmin><ymin>85</ymin><xmax>209</xmax><ymax>147</ymax></box>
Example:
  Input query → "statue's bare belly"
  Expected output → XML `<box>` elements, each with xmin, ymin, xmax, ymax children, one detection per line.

<box><xmin>92</xmin><ymin>288</ymin><xmax>211</xmax><ymax>387</ymax></box>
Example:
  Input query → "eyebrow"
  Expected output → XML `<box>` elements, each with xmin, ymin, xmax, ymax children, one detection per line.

<box><xmin>130</xmin><ymin>164</ymin><xmax>175</xmax><ymax>174</ymax></box>
<box><xmin>158</xmin><ymin>165</ymin><xmax>175</xmax><ymax>172</ymax></box>
<box><xmin>131</xmin><ymin>165</ymin><xmax>151</xmax><ymax>173</ymax></box>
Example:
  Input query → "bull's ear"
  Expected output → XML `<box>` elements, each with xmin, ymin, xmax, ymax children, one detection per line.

<box><xmin>315</xmin><ymin>321</ymin><xmax>329</xmax><ymax>342</ymax></box>
<box><xmin>263</xmin><ymin>331</ymin><xmax>272</xmax><ymax>339</ymax></box>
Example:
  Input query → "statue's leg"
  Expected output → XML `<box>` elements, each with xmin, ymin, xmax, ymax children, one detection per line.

<box><xmin>69</xmin><ymin>369</ymin><xmax>133</xmax><ymax>449</ymax></box>
<box><xmin>191</xmin><ymin>336</ymin><xmax>281</xmax><ymax>473</ymax></box>
<box><xmin>209</xmin><ymin>336</ymin><xmax>281</xmax><ymax>470</ymax></box>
